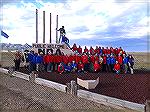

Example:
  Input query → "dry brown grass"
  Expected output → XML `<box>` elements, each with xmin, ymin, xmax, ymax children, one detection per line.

<box><xmin>0</xmin><ymin>51</ymin><xmax>149</xmax><ymax>70</ymax></box>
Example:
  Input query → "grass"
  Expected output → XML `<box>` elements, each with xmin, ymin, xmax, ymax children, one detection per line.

<box><xmin>0</xmin><ymin>51</ymin><xmax>150</xmax><ymax>70</ymax></box>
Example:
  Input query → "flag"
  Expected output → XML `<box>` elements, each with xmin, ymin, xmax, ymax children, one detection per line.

<box><xmin>1</xmin><ymin>30</ymin><xmax>9</xmax><ymax>38</ymax></box>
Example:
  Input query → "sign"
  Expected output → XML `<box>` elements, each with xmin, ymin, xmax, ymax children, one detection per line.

<box><xmin>32</xmin><ymin>43</ymin><xmax>64</xmax><ymax>49</ymax></box>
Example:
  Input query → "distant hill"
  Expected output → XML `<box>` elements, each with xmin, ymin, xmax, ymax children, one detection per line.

<box><xmin>0</xmin><ymin>43</ymin><xmax>32</xmax><ymax>51</ymax></box>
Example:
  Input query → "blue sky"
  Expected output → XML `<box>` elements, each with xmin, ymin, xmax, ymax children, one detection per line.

<box><xmin>0</xmin><ymin>0</ymin><xmax>149</xmax><ymax>52</ymax></box>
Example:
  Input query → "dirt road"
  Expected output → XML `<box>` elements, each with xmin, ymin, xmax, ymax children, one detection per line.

<box><xmin>0</xmin><ymin>73</ymin><xmax>137</xmax><ymax>112</ymax></box>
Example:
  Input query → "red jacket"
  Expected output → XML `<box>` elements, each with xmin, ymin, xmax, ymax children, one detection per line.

<box><xmin>75</xmin><ymin>55</ymin><xmax>82</xmax><ymax>64</ymax></box>
<box><xmin>118</xmin><ymin>56</ymin><xmax>123</xmax><ymax>65</ymax></box>
<box><xmin>106</xmin><ymin>49</ymin><xmax>111</xmax><ymax>54</ymax></box>
<box><xmin>68</xmin><ymin>55</ymin><xmax>74</xmax><ymax>63</ymax></box>
<box><xmin>54</xmin><ymin>55</ymin><xmax>62</xmax><ymax>63</ymax></box>
<box><xmin>43</xmin><ymin>55</ymin><xmax>48</xmax><ymax>64</ymax></box>
<box><xmin>95</xmin><ymin>56</ymin><xmax>99</xmax><ymax>62</ymax></box>
<box><xmin>58</xmin><ymin>65</ymin><xmax>64</xmax><ymax>73</ymax></box>
<box><xmin>82</xmin><ymin>55</ymin><xmax>88</xmax><ymax>64</ymax></box>
<box><xmin>90</xmin><ymin>48</ymin><xmax>94</xmax><ymax>55</ymax></box>
<box><xmin>72</xmin><ymin>46</ymin><xmax>77</xmax><ymax>51</ymax></box>
<box><xmin>62</xmin><ymin>55</ymin><xmax>69</xmax><ymax>64</ymax></box>
<box><xmin>103</xmin><ymin>49</ymin><xmax>107</xmax><ymax>54</ymax></box>
<box><xmin>84</xmin><ymin>48</ymin><xmax>89</xmax><ymax>53</ymax></box>
<box><xmin>103</xmin><ymin>56</ymin><xmax>107</xmax><ymax>64</ymax></box>
<box><xmin>90</xmin><ymin>55</ymin><xmax>95</xmax><ymax>64</ymax></box>
<box><xmin>78</xmin><ymin>63</ymin><xmax>84</xmax><ymax>70</ymax></box>
<box><xmin>47</xmin><ymin>55</ymin><xmax>54</xmax><ymax>63</ymax></box>
<box><xmin>114</xmin><ymin>63</ymin><xmax>120</xmax><ymax>71</ymax></box>
<box><xmin>94</xmin><ymin>49</ymin><xmax>100</xmax><ymax>54</ymax></box>
<box><xmin>77</xmin><ymin>48</ymin><xmax>82</xmax><ymax>54</ymax></box>
<box><xmin>94</xmin><ymin>63</ymin><xmax>100</xmax><ymax>71</ymax></box>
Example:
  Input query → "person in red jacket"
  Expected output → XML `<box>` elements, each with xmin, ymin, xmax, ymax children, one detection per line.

<box><xmin>102</xmin><ymin>47</ymin><xmax>106</xmax><ymax>55</ymax></box>
<box><xmin>81</xmin><ymin>53</ymin><xmax>89</xmax><ymax>72</ymax></box>
<box><xmin>68</xmin><ymin>53</ymin><xmax>75</xmax><ymax>63</ymax></box>
<box><xmin>102</xmin><ymin>54</ymin><xmax>107</xmax><ymax>72</ymax></box>
<box><xmin>90</xmin><ymin>54</ymin><xmax>95</xmax><ymax>64</ymax></box>
<box><xmin>117</xmin><ymin>53</ymin><xmax>123</xmax><ymax>70</ymax></box>
<box><xmin>78</xmin><ymin>61</ymin><xmax>84</xmax><ymax>73</ymax></box>
<box><xmin>54</xmin><ymin>49</ymin><xmax>62</xmax><ymax>71</ymax></box>
<box><xmin>62</xmin><ymin>54</ymin><xmax>69</xmax><ymax>66</ymax></box>
<box><xmin>114</xmin><ymin>61</ymin><xmax>121</xmax><ymax>74</ymax></box>
<box><xmin>72</xmin><ymin>43</ymin><xmax>77</xmax><ymax>52</ymax></box>
<box><xmin>94</xmin><ymin>61</ymin><xmax>100</xmax><ymax>72</ymax></box>
<box><xmin>75</xmin><ymin>53</ymin><xmax>82</xmax><ymax>64</ymax></box>
<box><xmin>77</xmin><ymin>45</ymin><xmax>82</xmax><ymax>54</ymax></box>
<box><xmin>47</xmin><ymin>50</ymin><xmax>54</xmax><ymax>72</ymax></box>
<box><xmin>84</xmin><ymin>46</ymin><xmax>89</xmax><ymax>54</ymax></box>
<box><xmin>90</xmin><ymin>46</ymin><xmax>94</xmax><ymax>55</ymax></box>
<box><xmin>58</xmin><ymin>63</ymin><xmax>64</xmax><ymax>74</ymax></box>
<box><xmin>94</xmin><ymin>46</ymin><xmax>100</xmax><ymax>54</ymax></box>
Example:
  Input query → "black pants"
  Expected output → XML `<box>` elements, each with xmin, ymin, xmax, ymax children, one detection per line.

<box><xmin>102</xmin><ymin>64</ymin><xmax>106</xmax><ymax>72</ymax></box>
<box><xmin>110</xmin><ymin>64</ymin><xmax>114</xmax><ymax>72</ymax></box>
<box><xmin>14</xmin><ymin>59</ymin><xmax>21</xmax><ymax>71</ymax></box>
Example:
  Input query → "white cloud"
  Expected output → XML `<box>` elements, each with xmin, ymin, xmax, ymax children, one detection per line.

<box><xmin>0</xmin><ymin>0</ymin><xmax>146</xmax><ymax>45</ymax></box>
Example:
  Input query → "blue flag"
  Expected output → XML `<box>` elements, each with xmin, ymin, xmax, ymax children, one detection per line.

<box><xmin>1</xmin><ymin>30</ymin><xmax>9</xmax><ymax>38</ymax></box>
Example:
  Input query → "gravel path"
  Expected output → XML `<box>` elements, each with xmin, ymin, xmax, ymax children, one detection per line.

<box><xmin>0</xmin><ymin>73</ymin><xmax>137</xmax><ymax>112</ymax></box>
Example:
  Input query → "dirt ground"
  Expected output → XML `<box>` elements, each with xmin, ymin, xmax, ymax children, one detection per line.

<box><xmin>30</xmin><ymin>69</ymin><xmax>150</xmax><ymax>104</ymax></box>
<box><xmin>0</xmin><ymin>72</ymin><xmax>138</xmax><ymax>112</ymax></box>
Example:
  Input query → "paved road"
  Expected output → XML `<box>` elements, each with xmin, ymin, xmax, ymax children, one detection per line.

<box><xmin>0</xmin><ymin>73</ymin><xmax>137</xmax><ymax>112</ymax></box>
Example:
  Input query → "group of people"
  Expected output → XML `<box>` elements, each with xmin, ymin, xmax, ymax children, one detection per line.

<box><xmin>14</xmin><ymin>44</ymin><xmax>134</xmax><ymax>75</ymax></box>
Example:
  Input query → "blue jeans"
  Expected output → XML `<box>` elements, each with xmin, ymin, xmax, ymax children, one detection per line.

<box><xmin>47</xmin><ymin>63</ymin><xmax>53</xmax><ymax>72</ymax></box>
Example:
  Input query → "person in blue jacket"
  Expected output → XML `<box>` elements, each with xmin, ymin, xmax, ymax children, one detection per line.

<box><xmin>61</xmin><ymin>35</ymin><xmax>71</xmax><ymax>49</ymax></box>
<box><xmin>27</xmin><ymin>51</ymin><xmax>34</xmax><ymax>73</ymax></box>
<box><xmin>110</xmin><ymin>55</ymin><xmax>116</xmax><ymax>72</ymax></box>
<box><xmin>123</xmin><ymin>54</ymin><xmax>128</xmax><ymax>74</ymax></box>
<box><xmin>64</xmin><ymin>62</ymin><xmax>72</xmax><ymax>73</ymax></box>
<box><xmin>71</xmin><ymin>61</ymin><xmax>77</xmax><ymax>72</ymax></box>
<box><xmin>36</xmin><ymin>52</ymin><xmax>44</xmax><ymax>72</ymax></box>
<box><xmin>30</xmin><ymin>52</ymin><xmax>38</xmax><ymax>72</ymax></box>
<box><xmin>106</xmin><ymin>54</ymin><xmax>111</xmax><ymax>72</ymax></box>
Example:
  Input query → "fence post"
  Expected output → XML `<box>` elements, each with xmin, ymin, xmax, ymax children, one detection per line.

<box><xmin>70</xmin><ymin>80</ymin><xmax>77</xmax><ymax>96</ymax></box>
<box><xmin>30</xmin><ymin>71</ymin><xmax>37</xmax><ymax>82</ymax></box>
<box><xmin>66</xmin><ymin>83</ymin><xmax>71</xmax><ymax>93</ymax></box>
<box><xmin>145</xmin><ymin>100</ymin><xmax>150</xmax><ymax>112</ymax></box>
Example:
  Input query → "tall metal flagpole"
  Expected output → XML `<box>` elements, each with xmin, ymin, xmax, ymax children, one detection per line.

<box><xmin>36</xmin><ymin>9</ymin><xmax>38</xmax><ymax>43</ymax></box>
<box><xmin>56</xmin><ymin>15</ymin><xmax>58</xmax><ymax>44</ymax></box>
<box><xmin>50</xmin><ymin>13</ymin><xmax>52</xmax><ymax>43</ymax></box>
<box><xmin>43</xmin><ymin>11</ymin><xmax>45</xmax><ymax>43</ymax></box>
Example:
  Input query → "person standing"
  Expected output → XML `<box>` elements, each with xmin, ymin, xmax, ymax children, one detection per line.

<box><xmin>128</xmin><ymin>55</ymin><xmax>134</xmax><ymax>74</ymax></box>
<box><xmin>56</xmin><ymin>26</ymin><xmax>66</xmax><ymax>43</ymax></box>
<box><xmin>14</xmin><ymin>51</ymin><xmax>23</xmax><ymax>71</ymax></box>
<box><xmin>114</xmin><ymin>61</ymin><xmax>121</xmax><ymax>75</ymax></box>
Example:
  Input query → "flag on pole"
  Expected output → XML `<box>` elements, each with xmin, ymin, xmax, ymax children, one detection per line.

<box><xmin>1</xmin><ymin>30</ymin><xmax>9</xmax><ymax>38</ymax></box>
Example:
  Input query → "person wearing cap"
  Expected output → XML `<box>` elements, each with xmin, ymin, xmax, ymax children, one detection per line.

<box><xmin>56</xmin><ymin>26</ymin><xmax>66</xmax><ymax>43</ymax></box>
